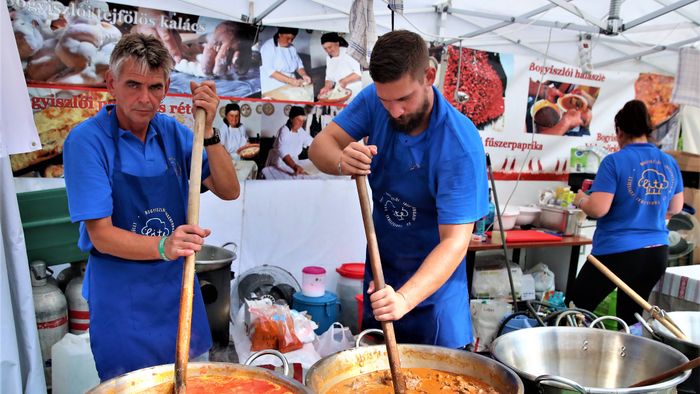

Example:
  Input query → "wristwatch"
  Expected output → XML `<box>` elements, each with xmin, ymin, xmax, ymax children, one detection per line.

<box><xmin>203</xmin><ymin>127</ymin><xmax>220</xmax><ymax>146</ymax></box>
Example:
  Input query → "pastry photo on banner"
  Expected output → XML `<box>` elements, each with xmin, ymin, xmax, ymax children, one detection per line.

<box><xmin>634</xmin><ymin>73</ymin><xmax>680</xmax><ymax>150</ymax></box>
<box><xmin>437</xmin><ymin>44</ymin><xmax>512</xmax><ymax>132</ymax></box>
<box><xmin>214</xmin><ymin>100</ymin><xmax>262</xmax><ymax>161</ymax></box>
<box><xmin>315</xmin><ymin>32</ymin><xmax>363</xmax><ymax>105</ymax></box>
<box><xmin>7</xmin><ymin>0</ymin><xmax>261</xmax><ymax>177</ymax></box>
<box><xmin>526</xmin><ymin>78</ymin><xmax>600</xmax><ymax>137</ymax></box>
<box><xmin>257</xmin><ymin>102</ymin><xmax>343</xmax><ymax>180</ymax></box>
<box><xmin>258</xmin><ymin>26</ymin><xmax>319</xmax><ymax>103</ymax></box>
<box><xmin>10</xmin><ymin>1</ymin><xmax>261</xmax><ymax>96</ymax></box>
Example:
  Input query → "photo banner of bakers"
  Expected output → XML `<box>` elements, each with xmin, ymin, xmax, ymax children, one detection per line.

<box><xmin>8</xmin><ymin>0</ymin><xmax>679</xmax><ymax>181</ymax></box>
<box><xmin>434</xmin><ymin>43</ymin><xmax>679</xmax><ymax>181</ymax></box>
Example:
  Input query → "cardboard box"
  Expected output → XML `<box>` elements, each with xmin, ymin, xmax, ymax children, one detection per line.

<box><xmin>665</xmin><ymin>150</ymin><xmax>700</xmax><ymax>173</ymax></box>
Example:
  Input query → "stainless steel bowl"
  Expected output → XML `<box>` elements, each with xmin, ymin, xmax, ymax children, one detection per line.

<box><xmin>491</xmin><ymin>326</ymin><xmax>690</xmax><ymax>393</ymax></box>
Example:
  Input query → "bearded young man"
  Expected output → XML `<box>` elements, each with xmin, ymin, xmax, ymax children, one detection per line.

<box><xmin>309</xmin><ymin>30</ymin><xmax>488</xmax><ymax>347</ymax></box>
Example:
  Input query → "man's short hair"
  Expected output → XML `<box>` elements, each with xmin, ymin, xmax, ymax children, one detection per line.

<box><xmin>369</xmin><ymin>30</ymin><xmax>429</xmax><ymax>83</ymax></box>
<box><xmin>109</xmin><ymin>33</ymin><xmax>174</xmax><ymax>79</ymax></box>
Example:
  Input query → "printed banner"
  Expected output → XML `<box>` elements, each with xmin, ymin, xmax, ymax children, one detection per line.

<box><xmin>7</xmin><ymin>0</ymin><xmax>353</xmax><ymax>179</ymax></box>
<box><xmin>8</xmin><ymin>1</ymin><xmax>678</xmax><ymax>182</ymax></box>
<box><xmin>434</xmin><ymin>43</ymin><xmax>679</xmax><ymax>180</ymax></box>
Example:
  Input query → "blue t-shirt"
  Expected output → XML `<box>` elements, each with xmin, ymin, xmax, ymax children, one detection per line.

<box><xmin>64</xmin><ymin>111</ymin><xmax>211</xmax><ymax>252</ymax></box>
<box><xmin>335</xmin><ymin>85</ymin><xmax>489</xmax><ymax>225</ymax></box>
<box><xmin>333</xmin><ymin>84</ymin><xmax>488</xmax><ymax>348</ymax></box>
<box><xmin>591</xmin><ymin>143</ymin><xmax>683</xmax><ymax>255</ymax></box>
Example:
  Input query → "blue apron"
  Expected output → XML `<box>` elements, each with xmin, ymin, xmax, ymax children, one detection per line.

<box><xmin>361</xmin><ymin>130</ymin><xmax>472</xmax><ymax>348</ymax></box>
<box><xmin>86</xmin><ymin>106</ymin><xmax>211</xmax><ymax>380</ymax></box>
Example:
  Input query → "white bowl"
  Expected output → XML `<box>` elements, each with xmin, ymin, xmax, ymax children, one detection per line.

<box><xmin>493</xmin><ymin>207</ymin><xmax>520</xmax><ymax>231</ymax></box>
<box><xmin>515</xmin><ymin>206</ymin><xmax>541</xmax><ymax>226</ymax></box>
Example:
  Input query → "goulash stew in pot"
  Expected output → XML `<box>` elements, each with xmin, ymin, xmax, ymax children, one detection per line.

<box><xmin>329</xmin><ymin>368</ymin><xmax>500</xmax><ymax>394</ymax></box>
<box><xmin>140</xmin><ymin>375</ymin><xmax>295</xmax><ymax>394</ymax></box>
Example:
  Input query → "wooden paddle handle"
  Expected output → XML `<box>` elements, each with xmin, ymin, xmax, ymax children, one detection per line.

<box><xmin>355</xmin><ymin>176</ymin><xmax>406</xmax><ymax>394</ymax></box>
<box><xmin>629</xmin><ymin>356</ymin><xmax>700</xmax><ymax>388</ymax></box>
<box><xmin>174</xmin><ymin>108</ymin><xmax>206</xmax><ymax>393</ymax></box>
<box><xmin>586</xmin><ymin>255</ymin><xmax>688</xmax><ymax>341</ymax></box>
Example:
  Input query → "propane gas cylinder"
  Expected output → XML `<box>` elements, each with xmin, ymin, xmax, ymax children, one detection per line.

<box><xmin>30</xmin><ymin>260</ymin><xmax>68</xmax><ymax>390</ymax></box>
<box><xmin>65</xmin><ymin>262</ymin><xmax>89</xmax><ymax>334</ymax></box>
<box><xmin>56</xmin><ymin>262</ymin><xmax>79</xmax><ymax>293</ymax></box>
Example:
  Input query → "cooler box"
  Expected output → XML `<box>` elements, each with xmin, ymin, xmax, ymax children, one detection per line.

<box><xmin>292</xmin><ymin>291</ymin><xmax>340</xmax><ymax>335</ymax></box>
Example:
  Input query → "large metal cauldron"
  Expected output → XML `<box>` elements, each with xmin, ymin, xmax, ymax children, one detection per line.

<box><xmin>195</xmin><ymin>242</ymin><xmax>236</xmax><ymax>346</ymax></box>
<box><xmin>305</xmin><ymin>343</ymin><xmax>524</xmax><ymax>393</ymax></box>
<box><xmin>640</xmin><ymin>311</ymin><xmax>700</xmax><ymax>393</ymax></box>
<box><xmin>491</xmin><ymin>327</ymin><xmax>690</xmax><ymax>393</ymax></box>
<box><xmin>87</xmin><ymin>350</ymin><xmax>310</xmax><ymax>393</ymax></box>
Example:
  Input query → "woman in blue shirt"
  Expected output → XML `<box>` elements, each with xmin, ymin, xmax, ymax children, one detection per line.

<box><xmin>569</xmin><ymin>100</ymin><xmax>683</xmax><ymax>325</ymax></box>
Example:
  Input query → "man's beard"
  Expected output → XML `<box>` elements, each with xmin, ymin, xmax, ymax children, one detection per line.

<box><xmin>389</xmin><ymin>96</ymin><xmax>431</xmax><ymax>134</ymax></box>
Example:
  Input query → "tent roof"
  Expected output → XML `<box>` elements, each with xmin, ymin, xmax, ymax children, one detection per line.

<box><xmin>115</xmin><ymin>0</ymin><xmax>700</xmax><ymax>75</ymax></box>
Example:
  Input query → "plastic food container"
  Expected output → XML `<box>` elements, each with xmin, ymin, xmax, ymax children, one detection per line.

<box><xmin>515</xmin><ymin>206</ymin><xmax>541</xmax><ymax>226</ymax></box>
<box><xmin>301</xmin><ymin>266</ymin><xmax>326</xmax><ymax>297</ymax></box>
<box><xmin>493</xmin><ymin>207</ymin><xmax>520</xmax><ymax>230</ymax></box>
<box><xmin>336</xmin><ymin>263</ymin><xmax>364</xmax><ymax>334</ymax></box>
<box><xmin>538</xmin><ymin>205</ymin><xmax>583</xmax><ymax>235</ymax></box>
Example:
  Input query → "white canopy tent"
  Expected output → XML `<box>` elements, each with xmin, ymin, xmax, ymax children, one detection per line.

<box><xmin>111</xmin><ymin>0</ymin><xmax>700</xmax><ymax>75</ymax></box>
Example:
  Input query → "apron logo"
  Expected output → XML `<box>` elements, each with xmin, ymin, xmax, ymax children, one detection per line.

<box><xmin>131</xmin><ymin>208</ymin><xmax>175</xmax><ymax>236</ymax></box>
<box><xmin>380</xmin><ymin>192</ymin><xmax>417</xmax><ymax>228</ymax></box>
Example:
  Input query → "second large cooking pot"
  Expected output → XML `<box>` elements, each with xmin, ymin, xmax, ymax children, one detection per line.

<box><xmin>640</xmin><ymin>311</ymin><xmax>699</xmax><ymax>393</ymax></box>
<box><xmin>491</xmin><ymin>327</ymin><xmax>690</xmax><ymax>393</ymax></box>
<box><xmin>195</xmin><ymin>242</ymin><xmax>236</xmax><ymax>346</ymax></box>
<box><xmin>305</xmin><ymin>342</ymin><xmax>524</xmax><ymax>393</ymax></box>
<box><xmin>87</xmin><ymin>350</ymin><xmax>310</xmax><ymax>393</ymax></box>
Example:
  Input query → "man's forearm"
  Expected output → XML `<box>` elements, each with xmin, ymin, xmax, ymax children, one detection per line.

<box><xmin>398</xmin><ymin>229</ymin><xmax>472</xmax><ymax>309</ymax></box>
<box><xmin>308</xmin><ymin>129</ymin><xmax>343</xmax><ymax>174</ymax></box>
<box><xmin>205</xmin><ymin>142</ymin><xmax>240</xmax><ymax>200</ymax></box>
<box><xmin>89</xmin><ymin>224</ymin><xmax>162</xmax><ymax>261</ymax></box>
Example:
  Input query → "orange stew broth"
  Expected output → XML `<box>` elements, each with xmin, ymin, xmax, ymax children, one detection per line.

<box><xmin>328</xmin><ymin>368</ymin><xmax>500</xmax><ymax>394</ymax></box>
<box><xmin>142</xmin><ymin>375</ymin><xmax>295</xmax><ymax>394</ymax></box>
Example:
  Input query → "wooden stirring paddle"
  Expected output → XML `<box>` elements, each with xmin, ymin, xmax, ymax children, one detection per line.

<box><xmin>629</xmin><ymin>356</ymin><xmax>700</xmax><ymax>388</ymax></box>
<box><xmin>586</xmin><ymin>255</ymin><xmax>688</xmax><ymax>341</ymax></box>
<box><xmin>355</xmin><ymin>175</ymin><xmax>406</xmax><ymax>394</ymax></box>
<box><xmin>174</xmin><ymin>108</ymin><xmax>206</xmax><ymax>394</ymax></box>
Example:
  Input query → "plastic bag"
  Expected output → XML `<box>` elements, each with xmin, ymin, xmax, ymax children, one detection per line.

<box><xmin>232</xmin><ymin>305</ymin><xmax>322</xmax><ymax>370</ymax></box>
<box><xmin>473</xmin><ymin>261</ymin><xmax>522</xmax><ymax>299</ymax></box>
<box><xmin>527</xmin><ymin>262</ymin><xmax>555</xmax><ymax>295</ymax></box>
<box><xmin>290</xmin><ymin>309</ymin><xmax>317</xmax><ymax>344</ymax></box>
<box><xmin>249</xmin><ymin>303</ymin><xmax>303</xmax><ymax>353</ymax></box>
<box><xmin>470</xmin><ymin>299</ymin><xmax>513</xmax><ymax>352</ymax></box>
<box><xmin>313</xmin><ymin>322</ymin><xmax>354</xmax><ymax>357</ymax></box>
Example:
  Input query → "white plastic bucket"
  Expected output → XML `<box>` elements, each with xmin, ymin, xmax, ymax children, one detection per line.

<box><xmin>301</xmin><ymin>266</ymin><xmax>326</xmax><ymax>297</ymax></box>
<box><xmin>52</xmin><ymin>332</ymin><xmax>100</xmax><ymax>394</ymax></box>
<box><xmin>335</xmin><ymin>263</ymin><xmax>364</xmax><ymax>334</ymax></box>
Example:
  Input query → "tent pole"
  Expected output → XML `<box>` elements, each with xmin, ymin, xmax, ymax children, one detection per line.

<box><xmin>252</xmin><ymin>0</ymin><xmax>287</xmax><ymax>25</ymax></box>
<box><xmin>623</xmin><ymin>0</ymin><xmax>696</xmax><ymax>31</ymax></box>
<box><xmin>593</xmin><ymin>36</ymin><xmax>699</xmax><ymax>68</ymax></box>
<box><xmin>444</xmin><ymin>0</ymin><xmax>567</xmax><ymax>44</ymax></box>
<box><xmin>546</xmin><ymin>0</ymin><xmax>608</xmax><ymax>30</ymax></box>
